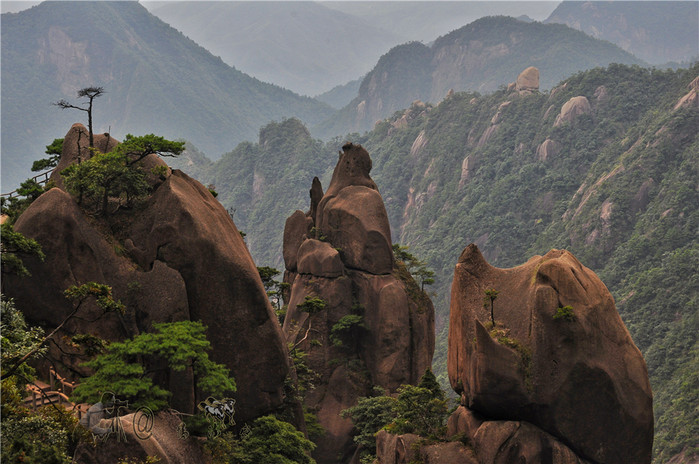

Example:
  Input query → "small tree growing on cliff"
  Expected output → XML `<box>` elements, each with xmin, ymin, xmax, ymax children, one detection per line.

<box><xmin>484</xmin><ymin>288</ymin><xmax>499</xmax><ymax>326</ymax></box>
<box><xmin>0</xmin><ymin>223</ymin><xmax>45</xmax><ymax>283</ymax></box>
<box><xmin>54</xmin><ymin>86</ymin><xmax>105</xmax><ymax>148</ymax></box>
<box><xmin>257</xmin><ymin>266</ymin><xmax>289</xmax><ymax>323</ymax></box>
<box><xmin>31</xmin><ymin>138</ymin><xmax>63</xmax><ymax>173</ymax></box>
<box><xmin>0</xmin><ymin>282</ymin><xmax>123</xmax><ymax>381</ymax></box>
<box><xmin>330</xmin><ymin>314</ymin><xmax>366</xmax><ymax>351</ymax></box>
<box><xmin>392</xmin><ymin>243</ymin><xmax>435</xmax><ymax>291</ymax></box>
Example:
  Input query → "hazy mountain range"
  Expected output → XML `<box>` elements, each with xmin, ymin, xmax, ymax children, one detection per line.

<box><xmin>545</xmin><ymin>1</ymin><xmax>699</xmax><ymax>65</ymax></box>
<box><xmin>143</xmin><ymin>1</ymin><xmax>561</xmax><ymax>96</ymax></box>
<box><xmin>314</xmin><ymin>16</ymin><xmax>644</xmax><ymax>138</ymax></box>
<box><xmin>2</xmin><ymin>1</ymin><xmax>697</xmax><ymax>192</ymax></box>
<box><xmin>1</xmin><ymin>1</ymin><xmax>333</xmax><ymax>190</ymax></box>
<box><xmin>1</xmin><ymin>2</ymin><xmax>697</xmax><ymax>462</ymax></box>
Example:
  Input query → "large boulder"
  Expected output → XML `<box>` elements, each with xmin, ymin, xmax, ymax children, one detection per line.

<box><xmin>127</xmin><ymin>169</ymin><xmax>291</xmax><ymax>423</ymax></box>
<box><xmin>5</xmin><ymin>126</ymin><xmax>294</xmax><ymax>424</ymax></box>
<box><xmin>536</xmin><ymin>138</ymin><xmax>561</xmax><ymax>161</ymax></box>
<box><xmin>554</xmin><ymin>96</ymin><xmax>592</xmax><ymax>126</ymax></box>
<box><xmin>473</xmin><ymin>420</ymin><xmax>589</xmax><ymax>464</ymax></box>
<box><xmin>282</xmin><ymin>143</ymin><xmax>435</xmax><ymax>463</ymax></box>
<box><xmin>516</xmin><ymin>66</ymin><xmax>540</xmax><ymax>93</ymax></box>
<box><xmin>297</xmin><ymin>239</ymin><xmax>343</xmax><ymax>278</ymax></box>
<box><xmin>317</xmin><ymin>185</ymin><xmax>393</xmax><ymax>274</ymax></box>
<box><xmin>448</xmin><ymin>244</ymin><xmax>653</xmax><ymax>464</ymax></box>
<box><xmin>49</xmin><ymin>124</ymin><xmax>120</xmax><ymax>190</ymax></box>
<box><xmin>5</xmin><ymin>187</ymin><xmax>194</xmax><ymax>409</ymax></box>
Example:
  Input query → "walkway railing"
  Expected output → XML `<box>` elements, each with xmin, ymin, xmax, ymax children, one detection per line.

<box><xmin>23</xmin><ymin>366</ymin><xmax>88</xmax><ymax>419</ymax></box>
<box><xmin>1</xmin><ymin>168</ymin><xmax>57</xmax><ymax>199</ymax></box>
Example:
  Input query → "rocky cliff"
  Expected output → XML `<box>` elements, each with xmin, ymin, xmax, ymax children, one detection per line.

<box><xmin>447</xmin><ymin>244</ymin><xmax>652</xmax><ymax>464</ymax></box>
<box><xmin>282</xmin><ymin>143</ymin><xmax>435</xmax><ymax>463</ymax></box>
<box><xmin>378</xmin><ymin>244</ymin><xmax>653</xmax><ymax>464</ymax></box>
<box><xmin>4</xmin><ymin>124</ymin><xmax>294</xmax><ymax>425</ymax></box>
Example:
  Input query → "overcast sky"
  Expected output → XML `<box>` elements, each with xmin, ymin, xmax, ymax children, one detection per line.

<box><xmin>2</xmin><ymin>0</ymin><xmax>563</xmax><ymax>16</ymax></box>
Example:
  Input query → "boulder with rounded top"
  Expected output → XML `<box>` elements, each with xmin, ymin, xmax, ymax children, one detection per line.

<box><xmin>516</xmin><ymin>66</ymin><xmax>540</xmax><ymax>93</ymax></box>
<box><xmin>448</xmin><ymin>244</ymin><xmax>653</xmax><ymax>464</ymax></box>
<box><xmin>555</xmin><ymin>96</ymin><xmax>592</xmax><ymax>126</ymax></box>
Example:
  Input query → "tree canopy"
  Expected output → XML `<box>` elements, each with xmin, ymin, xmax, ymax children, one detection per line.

<box><xmin>72</xmin><ymin>320</ymin><xmax>235</xmax><ymax>412</ymax></box>
<box><xmin>61</xmin><ymin>134</ymin><xmax>184</xmax><ymax>215</ymax></box>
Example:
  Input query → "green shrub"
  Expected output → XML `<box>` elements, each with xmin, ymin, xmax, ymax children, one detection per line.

<box><xmin>554</xmin><ymin>305</ymin><xmax>575</xmax><ymax>321</ymax></box>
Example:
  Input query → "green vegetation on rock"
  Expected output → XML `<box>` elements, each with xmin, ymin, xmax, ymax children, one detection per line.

<box><xmin>205</xmin><ymin>415</ymin><xmax>316</xmax><ymax>464</ymax></box>
<box><xmin>341</xmin><ymin>369</ymin><xmax>449</xmax><ymax>462</ymax></box>
<box><xmin>72</xmin><ymin>320</ymin><xmax>235</xmax><ymax>411</ymax></box>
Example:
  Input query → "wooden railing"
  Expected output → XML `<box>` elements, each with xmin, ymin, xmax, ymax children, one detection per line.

<box><xmin>23</xmin><ymin>366</ymin><xmax>88</xmax><ymax>419</ymax></box>
<box><xmin>1</xmin><ymin>168</ymin><xmax>57</xmax><ymax>199</ymax></box>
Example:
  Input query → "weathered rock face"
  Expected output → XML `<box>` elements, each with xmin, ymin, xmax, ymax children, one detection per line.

<box><xmin>49</xmin><ymin>124</ymin><xmax>120</xmax><ymax>190</ymax></box>
<box><xmin>555</xmin><ymin>96</ymin><xmax>592</xmax><ymax>126</ymax></box>
<box><xmin>516</xmin><ymin>66</ymin><xmax>540</xmax><ymax>93</ymax></box>
<box><xmin>127</xmin><ymin>169</ymin><xmax>291</xmax><ymax>423</ymax></box>
<box><xmin>73</xmin><ymin>411</ymin><xmax>209</xmax><ymax>464</ymax></box>
<box><xmin>282</xmin><ymin>143</ymin><xmax>435</xmax><ymax>463</ymax></box>
<box><xmin>447</xmin><ymin>244</ymin><xmax>653</xmax><ymax>464</ymax></box>
<box><xmin>674</xmin><ymin>74</ymin><xmax>699</xmax><ymax>110</ymax></box>
<box><xmin>5</xmin><ymin>125</ymin><xmax>293</xmax><ymax>424</ymax></box>
<box><xmin>471</xmin><ymin>419</ymin><xmax>589</xmax><ymax>464</ymax></box>
<box><xmin>315</xmin><ymin>143</ymin><xmax>393</xmax><ymax>275</ymax></box>
<box><xmin>380</xmin><ymin>406</ymin><xmax>590</xmax><ymax>464</ymax></box>
<box><xmin>536</xmin><ymin>138</ymin><xmax>561</xmax><ymax>161</ymax></box>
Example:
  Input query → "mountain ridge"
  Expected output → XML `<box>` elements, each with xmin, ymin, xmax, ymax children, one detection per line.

<box><xmin>544</xmin><ymin>1</ymin><xmax>699</xmax><ymax>65</ymax></box>
<box><xmin>314</xmin><ymin>15</ymin><xmax>645</xmax><ymax>139</ymax></box>
<box><xmin>1</xmin><ymin>1</ymin><xmax>335</xmax><ymax>190</ymax></box>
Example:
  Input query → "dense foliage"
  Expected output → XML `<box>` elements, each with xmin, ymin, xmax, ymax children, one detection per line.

<box><xmin>205</xmin><ymin>415</ymin><xmax>316</xmax><ymax>464</ymax></box>
<box><xmin>180</xmin><ymin>63</ymin><xmax>698</xmax><ymax>462</ymax></box>
<box><xmin>0</xmin><ymin>223</ymin><xmax>45</xmax><ymax>280</ymax></box>
<box><xmin>341</xmin><ymin>369</ymin><xmax>449</xmax><ymax>462</ymax></box>
<box><xmin>72</xmin><ymin>320</ymin><xmax>235</xmax><ymax>411</ymax></box>
<box><xmin>0</xmin><ymin>298</ymin><xmax>85</xmax><ymax>463</ymax></box>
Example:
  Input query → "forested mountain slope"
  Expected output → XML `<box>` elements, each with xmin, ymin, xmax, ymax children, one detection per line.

<box><xmin>181</xmin><ymin>63</ymin><xmax>698</xmax><ymax>462</ymax></box>
<box><xmin>1</xmin><ymin>1</ymin><xmax>334</xmax><ymax>190</ymax></box>
<box><xmin>314</xmin><ymin>16</ymin><xmax>644</xmax><ymax>138</ymax></box>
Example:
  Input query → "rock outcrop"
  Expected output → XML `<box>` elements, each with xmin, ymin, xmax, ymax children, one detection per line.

<box><xmin>554</xmin><ymin>96</ymin><xmax>592</xmax><ymax>126</ymax></box>
<box><xmin>516</xmin><ymin>66</ymin><xmax>540</xmax><ymax>94</ymax></box>
<box><xmin>376</xmin><ymin>429</ymin><xmax>478</xmax><ymax>464</ymax></box>
<box><xmin>674</xmin><ymin>75</ymin><xmax>699</xmax><ymax>110</ymax></box>
<box><xmin>49</xmin><ymin>124</ymin><xmax>121</xmax><ymax>190</ymax></box>
<box><xmin>73</xmin><ymin>411</ymin><xmax>209</xmax><ymax>464</ymax></box>
<box><xmin>447</xmin><ymin>244</ymin><xmax>653</xmax><ymax>464</ymax></box>
<box><xmin>536</xmin><ymin>138</ymin><xmax>561</xmax><ymax>161</ymax></box>
<box><xmin>5</xmin><ymin>124</ymin><xmax>294</xmax><ymax>424</ymax></box>
<box><xmin>282</xmin><ymin>143</ymin><xmax>435</xmax><ymax>463</ymax></box>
